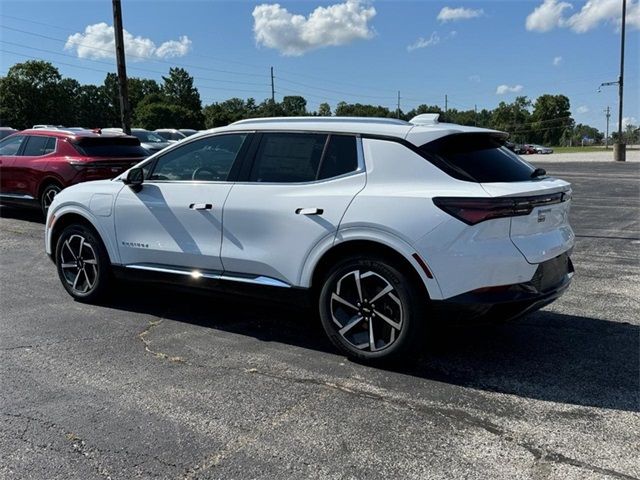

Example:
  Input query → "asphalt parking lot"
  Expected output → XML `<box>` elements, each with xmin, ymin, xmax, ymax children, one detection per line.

<box><xmin>1</xmin><ymin>156</ymin><xmax>638</xmax><ymax>479</ymax></box>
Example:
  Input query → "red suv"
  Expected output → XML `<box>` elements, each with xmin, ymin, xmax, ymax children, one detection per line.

<box><xmin>0</xmin><ymin>129</ymin><xmax>148</xmax><ymax>214</ymax></box>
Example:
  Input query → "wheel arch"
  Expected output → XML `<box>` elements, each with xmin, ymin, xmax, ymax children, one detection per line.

<box><xmin>49</xmin><ymin>208</ymin><xmax>118</xmax><ymax>264</ymax></box>
<box><xmin>305</xmin><ymin>234</ymin><xmax>443</xmax><ymax>300</ymax></box>
<box><xmin>37</xmin><ymin>175</ymin><xmax>65</xmax><ymax>201</ymax></box>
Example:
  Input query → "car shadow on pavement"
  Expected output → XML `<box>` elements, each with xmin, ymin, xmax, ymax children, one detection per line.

<box><xmin>103</xmin><ymin>283</ymin><xmax>639</xmax><ymax>413</ymax></box>
<box><xmin>0</xmin><ymin>206</ymin><xmax>44</xmax><ymax>224</ymax></box>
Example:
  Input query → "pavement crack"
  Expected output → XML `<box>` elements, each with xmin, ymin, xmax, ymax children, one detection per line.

<box><xmin>2</xmin><ymin>412</ymin><xmax>113</xmax><ymax>479</ymax></box>
<box><xmin>240</xmin><ymin>369</ymin><xmax>638</xmax><ymax>480</ymax></box>
<box><xmin>137</xmin><ymin>318</ymin><xmax>187</xmax><ymax>364</ymax></box>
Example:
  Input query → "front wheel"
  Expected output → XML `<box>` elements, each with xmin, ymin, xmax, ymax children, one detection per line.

<box><xmin>318</xmin><ymin>256</ymin><xmax>427</xmax><ymax>364</ymax></box>
<box><xmin>55</xmin><ymin>224</ymin><xmax>111</xmax><ymax>302</ymax></box>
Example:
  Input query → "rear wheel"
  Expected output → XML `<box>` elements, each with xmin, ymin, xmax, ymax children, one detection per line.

<box><xmin>55</xmin><ymin>224</ymin><xmax>111</xmax><ymax>302</ymax></box>
<box><xmin>319</xmin><ymin>255</ymin><xmax>426</xmax><ymax>364</ymax></box>
<box><xmin>40</xmin><ymin>183</ymin><xmax>62</xmax><ymax>215</ymax></box>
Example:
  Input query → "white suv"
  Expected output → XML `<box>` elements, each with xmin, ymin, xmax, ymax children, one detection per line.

<box><xmin>45</xmin><ymin>115</ymin><xmax>574</xmax><ymax>363</ymax></box>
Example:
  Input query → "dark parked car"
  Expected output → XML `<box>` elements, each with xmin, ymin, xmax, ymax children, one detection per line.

<box><xmin>0</xmin><ymin>129</ymin><xmax>148</xmax><ymax>214</ymax></box>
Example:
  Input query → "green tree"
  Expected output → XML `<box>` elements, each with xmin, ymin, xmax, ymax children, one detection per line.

<box><xmin>103</xmin><ymin>73</ymin><xmax>162</xmax><ymax>126</ymax></box>
<box><xmin>203</xmin><ymin>97</ymin><xmax>258</xmax><ymax>128</ymax></box>
<box><xmin>490</xmin><ymin>96</ymin><xmax>531</xmax><ymax>144</ymax></box>
<box><xmin>530</xmin><ymin>94</ymin><xmax>573</xmax><ymax>145</ymax></box>
<box><xmin>134</xmin><ymin>93</ymin><xmax>201</xmax><ymax>129</ymax></box>
<box><xmin>76</xmin><ymin>85</ymin><xmax>112</xmax><ymax>128</ymax></box>
<box><xmin>335</xmin><ymin>102</ymin><xmax>391</xmax><ymax>117</ymax></box>
<box><xmin>317</xmin><ymin>102</ymin><xmax>332</xmax><ymax>116</ymax></box>
<box><xmin>0</xmin><ymin>60</ymin><xmax>71</xmax><ymax>129</ymax></box>
<box><xmin>162</xmin><ymin>67</ymin><xmax>202</xmax><ymax>112</ymax></box>
<box><xmin>280</xmin><ymin>96</ymin><xmax>307</xmax><ymax>116</ymax></box>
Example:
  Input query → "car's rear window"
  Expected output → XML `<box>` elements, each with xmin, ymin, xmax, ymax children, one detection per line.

<box><xmin>71</xmin><ymin>137</ymin><xmax>148</xmax><ymax>158</ymax></box>
<box><xmin>419</xmin><ymin>133</ymin><xmax>536</xmax><ymax>183</ymax></box>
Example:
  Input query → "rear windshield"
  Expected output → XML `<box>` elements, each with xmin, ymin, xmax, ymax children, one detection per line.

<box><xmin>71</xmin><ymin>137</ymin><xmax>148</xmax><ymax>158</ymax></box>
<box><xmin>420</xmin><ymin>133</ymin><xmax>536</xmax><ymax>183</ymax></box>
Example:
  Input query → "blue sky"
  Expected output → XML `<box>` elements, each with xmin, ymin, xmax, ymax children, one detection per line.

<box><xmin>0</xmin><ymin>0</ymin><xmax>638</xmax><ymax>131</ymax></box>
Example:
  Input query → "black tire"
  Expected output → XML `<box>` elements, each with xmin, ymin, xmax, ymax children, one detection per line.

<box><xmin>55</xmin><ymin>223</ymin><xmax>111</xmax><ymax>302</ymax></box>
<box><xmin>40</xmin><ymin>183</ymin><xmax>62</xmax><ymax>216</ymax></box>
<box><xmin>318</xmin><ymin>255</ymin><xmax>427</xmax><ymax>364</ymax></box>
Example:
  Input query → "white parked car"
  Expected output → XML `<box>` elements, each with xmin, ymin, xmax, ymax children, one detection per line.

<box><xmin>532</xmin><ymin>144</ymin><xmax>554</xmax><ymax>154</ymax></box>
<box><xmin>45</xmin><ymin>115</ymin><xmax>574</xmax><ymax>363</ymax></box>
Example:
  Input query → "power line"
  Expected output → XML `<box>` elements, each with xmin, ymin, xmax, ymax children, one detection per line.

<box><xmin>0</xmin><ymin>41</ymin><xmax>270</xmax><ymax>87</ymax></box>
<box><xmin>0</xmin><ymin>49</ymin><xmax>270</xmax><ymax>95</ymax></box>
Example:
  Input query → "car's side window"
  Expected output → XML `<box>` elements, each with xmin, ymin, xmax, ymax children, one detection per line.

<box><xmin>249</xmin><ymin>133</ymin><xmax>328</xmax><ymax>183</ymax></box>
<box><xmin>0</xmin><ymin>135</ymin><xmax>26</xmax><ymax>156</ymax></box>
<box><xmin>247</xmin><ymin>133</ymin><xmax>359</xmax><ymax>183</ymax></box>
<box><xmin>148</xmin><ymin>134</ymin><xmax>247</xmax><ymax>182</ymax></box>
<box><xmin>22</xmin><ymin>136</ymin><xmax>53</xmax><ymax>157</ymax></box>
<box><xmin>44</xmin><ymin>137</ymin><xmax>57</xmax><ymax>155</ymax></box>
<box><xmin>317</xmin><ymin>135</ymin><xmax>358</xmax><ymax>180</ymax></box>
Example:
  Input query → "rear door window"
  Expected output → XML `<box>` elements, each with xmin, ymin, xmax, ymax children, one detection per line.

<box><xmin>420</xmin><ymin>133</ymin><xmax>536</xmax><ymax>183</ymax></box>
<box><xmin>22</xmin><ymin>136</ymin><xmax>52</xmax><ymax>156</ymax></box>
<box><xmin>248</xmin><ymin>133</ymin><xmax>359</xmax><ymax>183</ymax></box>
<box><xmin>318</xmin><ymin>135</ymin><xmax>359</xmax><ymax>180</ymax></box>
<box><xmin>250</xmin><ymin>133</ymin><xmax>327</xmax><ymax>183</ymax></box>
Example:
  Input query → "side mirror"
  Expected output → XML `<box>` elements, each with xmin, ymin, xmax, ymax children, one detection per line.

<box><xmin>123</xmin><ymin>167</ymin><xmax>144</xmax><ymax>191</ymax></box>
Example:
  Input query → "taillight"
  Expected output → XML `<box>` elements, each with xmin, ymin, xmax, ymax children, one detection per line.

<box><xmin>433</xmin><ymin>193</ymin><xmax>566</xmax><ymax>225</ymax></box>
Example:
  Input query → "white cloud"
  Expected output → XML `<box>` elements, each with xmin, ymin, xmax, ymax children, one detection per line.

<box><xmin>576</xmin><ymin>105</ymin><xmax>589</xmax><ymax>113</ymax></box>
<box><xmin>65</xmin><ymin>23</ymin><xmax>191</xmax><ymax>61</ymax></box>
<box><xmin>407</xmin><ymin>30</ymin><xmax>458</xmax><ymax>52</ymax></box>
<box><xmin>407</xmin><ymin>32</ymin><xmax>440</xmax><ymax>51</ymax></box>
<box><xmin>437</xmin><ymin>7</ymin><xmax>484</xmax><ymax>22</ymax></box>
<box><xmin>496</xmin><ymin>84</ymin><xmax>524</xmax><ymax>94</ymax></box>
<box><xmin>252</xmin><ymin>0</ymin><xmax>376</xmax><ymax>56</ymax></box>
<box><xmin>566</xmin><ymin>0</ymin><xmax>640</xmax><ymax>32</ymax></box>
<box><xmin>526</xmin><ymin>0</ymin><xmax>640</xmax><ymax>33</ymax></box>
<box><xmin>468</xmin><ymin>74</ymin><xmax>481</xmax><ymax>82</ymax></box>
<box><xmin>525</xmin><ymin>0</ymin><xmax>572</xmax><ymax>32</ymax></box>
<box><xmin>553</xmin><ymin>55</ymin><xmax>563</xmax><ymax>66</ymax></box>
<box><xmin>622</xmin><ymin>116</ymin><xmax>638</xmax><ymax>128</ymax></box>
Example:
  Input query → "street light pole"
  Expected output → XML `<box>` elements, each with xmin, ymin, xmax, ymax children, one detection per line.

<box><xmin>615</xmin><ymin>0</ymin><xmax>626</xmax><ymax>161</ymax></box>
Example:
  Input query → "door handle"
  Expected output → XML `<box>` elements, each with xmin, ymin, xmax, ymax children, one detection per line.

<box><xmin>189</xmin><ymin>203</ymin><xmax>213</xmax><ymax>210</ymax></box>
<box><xmin>295</xmin><ymin>207</ymin><xmax>323</xmax><ymax>215</ymax></box>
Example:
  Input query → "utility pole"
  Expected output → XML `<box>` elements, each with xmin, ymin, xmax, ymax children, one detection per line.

<box><xmin>615</xmin><ymin>0</ymin><xmax>627</xmax><ymax>161</ymax></box>
<box><xmin>396</xmin><ymin>91</ymin><xmax>401</xmax><ymax>119</ymax></box>
<box><xmin>444</xmin><ymin>94</ymin><xmax>448</xmax><ymax>114</ymax></box>
<box><xmin>605</xmin><ymin>106</ymin><xmax>611</xmax><ymax>149</ymax></box>
<box><xmin>270</xmin><ymin>66</ymin><xmax>275</xmax><ymax>103</ymax></box>
<box><xmin>112</xmin><ymin>0</ymin><xmax>130</xmax><ymax>134</ymax></box>
<box><xmin>474</xmin><ymin>104</ymin><xmax>477</xmax><ymax>127</ymax></box>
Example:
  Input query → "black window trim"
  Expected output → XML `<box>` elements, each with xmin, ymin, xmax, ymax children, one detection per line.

<box><xmin>143</xmin><ymin>131</ymin><xmax>255</xmax><ymax>184</ymax></box>
<box><xmin>236</xmin><ymin>130</ymin><xmax>364</xmax><ymax>185</ymax></box>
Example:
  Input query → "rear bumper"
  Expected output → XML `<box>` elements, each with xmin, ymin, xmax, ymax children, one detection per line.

<box><xmin>435</xmin><ymin>254</ymin><xmax>574</xmax><ymax>319</ymax></box>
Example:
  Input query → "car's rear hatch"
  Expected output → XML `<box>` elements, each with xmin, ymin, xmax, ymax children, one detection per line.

<box><xmin>69</xmin><ymin>136</ymin><xmax>148</xmax><ymax>176</ymax></box>
<box><xmin>421</xmin><ymin>132</ymin><xmax>574</xmax><ymax>265</ymax></box>
<box><xmin>480</xmin><ymin>179</ymin><xmax>573</xmax><ymax>263</ymax></box>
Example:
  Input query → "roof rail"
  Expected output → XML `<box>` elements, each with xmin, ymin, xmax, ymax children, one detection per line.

<box><xmin>231</xmin><ymin>116</ymin><xmax>409</xmax><ymax>126</ymax></box>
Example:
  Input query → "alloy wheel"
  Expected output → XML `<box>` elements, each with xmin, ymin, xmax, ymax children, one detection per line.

<box><xmin>59</xmin><ymin>234</ymin><xmax>99</xmax><ymax>294</ymax></box>
<box><xmin>330</xmin><ymin>270</ymin><xmax>403</xmax><ymax>352</ymax></box>
<box><xmin>42</xmin><ymin>185</ymin><xmax>61</xmax><ymax>212</ymax></box>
